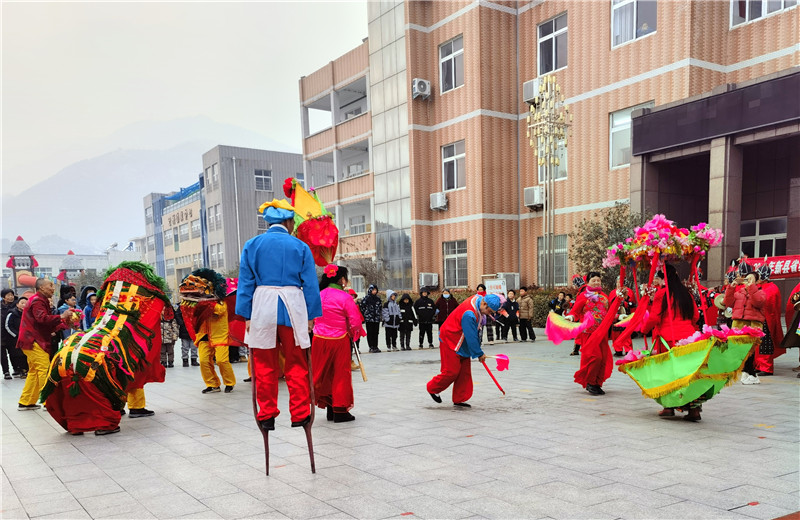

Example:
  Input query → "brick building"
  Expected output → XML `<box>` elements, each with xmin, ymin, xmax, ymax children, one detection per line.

<box><xmin>300</xmin><ymin>0</ymin><xmax>799</xmax><ymax>292</ymax></box>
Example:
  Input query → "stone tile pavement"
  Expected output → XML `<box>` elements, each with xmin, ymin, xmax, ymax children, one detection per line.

<box><xmin>2</xmin><ymin>333</ymin><xmax>798</xmax><ymax>519</ymax></box>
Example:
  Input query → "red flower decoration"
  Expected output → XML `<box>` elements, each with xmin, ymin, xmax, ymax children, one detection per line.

<box><xmin>283</xmin><ymin>178</ymin><xmax>294</xmax><ymax>198</ymax></box>
<box><xmin>324</xmin><ymin>264</ymin><xmax>338</xmax><ymax>278</ymax></box>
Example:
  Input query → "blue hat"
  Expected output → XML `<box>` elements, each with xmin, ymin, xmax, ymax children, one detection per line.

<box><xmin>263</xmin><ymin>206</ymin><xmax>295</xmax><ymax>224</ymax></box>
<box><xmin>484</xmin><ymin>294</ymin><xmax>501</xmax><ymax>311</ymax></box>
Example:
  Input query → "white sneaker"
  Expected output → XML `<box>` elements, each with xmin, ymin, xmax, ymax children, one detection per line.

<box><xmin>740</xmin><ymin>372</ymin><xmax>751</xmax><ymax>383</ymax></box>
<box><xmin>750</xmin><ymin>374</ymin><xmax>760</xmax><ymax>384</ymax></box>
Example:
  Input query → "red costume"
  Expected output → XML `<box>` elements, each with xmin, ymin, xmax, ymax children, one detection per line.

<box><xmin>642</xmin><ymin>288</ymin><xmax>699</xmax><ymax>353</ymax></box>
<box><xmin>569</xmin><ymin>288</ymin><xmax>620</xmax><ymax>390</ymax></box>
<box><xmin>754</xmin><ymin>281</ymin><xmax>784</xmax><ymax>373</ymax></box>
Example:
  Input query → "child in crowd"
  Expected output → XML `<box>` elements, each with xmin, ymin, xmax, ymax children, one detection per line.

<box><xmin>398</xmin><ymin>294</ymin><xmax>417</xmax><ymax>351</ymax></box>
<box><xmin>382</xmin><ymin>290</ymin><xmax>401</xmax><ymax>352</ymax></box>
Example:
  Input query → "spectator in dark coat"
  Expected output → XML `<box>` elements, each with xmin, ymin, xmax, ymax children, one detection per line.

<box><xmin>360</xmin><ymin>284</ymin><xmax>383</xmax><ymax>353</ymax></box>
<box><xmin>435</xmin><ymin>289</ymin><xmax>459</xmax><ymax>329</ymax></box>
<box><xmin>2</xmin><ymin>293</ymin><xmax>28</xmax><ymax>378</ymax></box>
<box><xmin>174</xmin><ymin>305</ymin><xmax>199</xmax><ymax>367</ymax></box>
<box><xmin>501</xmin><ymin>290</ymin><xmax>520</xmax><ymax>341</ymax></box>
<box><xmin>413</xmin><ymin>288</ymin><xmax>436</xmax><ymax>349</ymax></box>
<box><xmin>382</xmin><ymin>290</ymin><xmax>401</xmax><ymax>352</ymax></box>
<box><xmin>397</xmin><ymin>294</ymin><xmax>416</xmax><ymax>351</ymax></box>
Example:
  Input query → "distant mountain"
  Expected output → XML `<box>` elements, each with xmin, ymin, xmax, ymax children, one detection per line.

<box><xmin>1</xmin><ymin>116</ymin><xmax>300</xmax><ymax>252</ymax></box>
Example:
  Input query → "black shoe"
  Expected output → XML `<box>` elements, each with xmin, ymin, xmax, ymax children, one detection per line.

<box><xmin>94</xmin><ymin>427</ymin><xmax>120</xmax><ymax>436</ymax></box>
<box><xmin>291</xmin><ymin>415</ymin><xmax>311</xmax><ymax>428</ymax></box>
<box><xmin>183</xmin><ymin>359</ymin><xmax>189</xmax><ymax>367</ymax></box>
<box><xmin>454</xmin><ymin>402</ymin><xmax>471</xmax><ymax>408</ymax></box>
<box><xmin>224</xmin><ymin>386</ymin><xmax>234</xmax><ymax>393</ymax></box>
<box><xmin>202</xmin><ymin>386</ymin><xmax>221</xmax><ymax>394</ymax></box>
<box><xmin>259</xmin><ymin>417</ymin><xmax>275</xmax><ymax>431</ymax></box>
<box><xmin>418</xmin><ymin>345</ymin><xmax>424</xmax><ymax>350</ymax></box>
<box><xmin>755</xmin><ymin>371</ymin><xmax>773</xmax><ymax>376</ymax></box>
<box><xmin>333</xmin><ymin>412</ymin><xmax>355</xmax><ymax>423</ymax></box>
<box><xmin>68</xmin><ymin>431</ymin><xmax>84</xmax><ymax>436</ymax></box>
<box><xmin>613</xmin><ymin>351</ymin><xmax>624</xmax><ymax>357</ymax></box>
<box><xmin>129</xmin><ymin>408</ymin><xmax>155</xmax><ymax>418</ymax></box>
<box><xmin>191</xmin><ymin>359</ymin><xmax>200</xmax><ymax>366</ymax></box>
<box><xmin>17</xmin><ymin>403</ymin><xmax>40</xmax><ymax>411</ymax></box>
<box><xmin>120</xmin><ymin>409</ymin><xmax>126</xmax><ymax>416</ymax></box>
<box><xmin>243</xmin><ymin>377</ymin><xmax>252</xmax><ymax>382</ymax></box>
<box><xmin>586</xmin><ymin>385</ymin><xmax>602</xmax><ymax>395</ymax></box>
<box><xmin>428</xmin><ymin>345</ymin><xmax>435</xmax><ymax>349</ymax></box>
<box><xmin>167</xmin><ymin>363</ymin><xmax>174</xmax><ymax>368</ymax></box>
<box><xmin>4</xmin><ymin>373</ymin><xmax>11</xmax><ymax>380</ymax></box>
<box><xmin>326</xmin><ymin>406</ymin><xmax>334</xmax><ymax>421</ymax></box>
<box><xmin>429</xmin><ymin>393</ymin><xmax>442</xmax><ymax>403</ymax></box>
<box><xmin>570</xmin><ymin>349</ymin><xmax>580</xmax><ymax>356</ymax></box>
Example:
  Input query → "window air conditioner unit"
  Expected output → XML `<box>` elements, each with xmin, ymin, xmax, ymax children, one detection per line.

<box><xmin>524</xmin><ymin>186</ymin><xmax>544</xmax><ymax>209</ymax></box>
<box><xmin>419</xmin><ymin>272</ymin><xmax>439</xmax><ymax>289</ymax></box>
<box><xmin>430</xmin><ymin>192</ymin><xmax>448</xmax><ymax>210</ymax></box>
<box><xmin>412</xmin><ymin>78</ymin><xmax>431</xmax><ymax>100</ymax></box>
<box><xmin>497</xmin><ymin>272</ymin><xmax>520</xmax><ymax>292</ymax></box>
<box><xmin>523</xmin><ymin>78</ymin><xmax>541</xmax><ymax>105</ymax></box>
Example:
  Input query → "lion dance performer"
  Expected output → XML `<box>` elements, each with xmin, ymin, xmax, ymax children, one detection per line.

<box><xmin>40</xmin><ymin>262</ymin><xmax>169</xmax><ymax>435</ymax></box>
<box><xmin>427</xmin><ymin>293</ymin><xmax>501</xmax><ymax>407</ymax></box>
<box><xmin>179</xmin><ymin>269</ymin><xmax>237</xmax><ymax>394</ymax></box>
<box><xmin>237</xmin><ymin>198</ymin><xmax>322</xmax><ymax>474</ymax></box>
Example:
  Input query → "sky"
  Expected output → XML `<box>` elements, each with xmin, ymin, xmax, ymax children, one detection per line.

<box><xmin>1</xmin><ymin>1</ymin><xmax>368</xmax><ymax>196</ymax></box>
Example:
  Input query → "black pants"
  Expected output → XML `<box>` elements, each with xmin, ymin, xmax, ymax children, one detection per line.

<box><xmin>229</xmin><ymin>346</ymin><xmax>239</xmax><ymax>363</ymax></box>
<box><xmin>519</xmin><ymin>319</ymin><xmax>535</xmax><ymax>341</ymax></box>
<box><xmin>366</xmin><ymin>322</ymin><xmax>380</xmax><ymax>350</ymax></box>
<box><xmin>399</xmin><ymin>328</ymin><xmax>412</xmax><ymax>349</ymax></box>
<box><xmin>1</xmin><ymin>341</ymin><xmax>25</xmax><ymax>374</ymax></box>
<box><xmin>502</xmin><ymin>322</ymin><xmax>518</xmax><ymax>341</ymax></box>
<box><xmin>385</xmin><ymin>327</ymin><xmax>398</xmax><ymax>349</ymax></box>
<box><xmin>418</xmin><ymin>323</ymin><xmax>433</xmax><ymax>347</ymax></box>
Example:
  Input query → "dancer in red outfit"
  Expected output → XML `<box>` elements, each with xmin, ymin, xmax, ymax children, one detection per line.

<box><xmin>641</xmin><ymin>265</ymin><xmax>699</xmax><ymax>352</ymax></box>
<box><xmin>427</xmin><ymin>294</ymin><xmax>501</xmax><ymax>406</ymax></box>
<box><xmin>567</xmin><ymin>272</ymin><xmax>624</xmax><ymax>395</ymax></box>
<box><xmin>312</xmin><ymin>265</ymin><xmax>365</xmax><ymax>423</ymax></box>
<box><xmin>753</xmin><ymin>263</ymin><xmax>783</xmax><ymax>376</ymax></box>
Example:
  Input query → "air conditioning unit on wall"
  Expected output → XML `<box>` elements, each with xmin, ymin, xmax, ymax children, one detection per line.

<box><xmin>430</xmin><ymin>192</ymin><xmax>448</xmax><ymax>210</ymax></box>
<box><xmin>523</xmin><ymin>78</ymin><xmax>541</xmax><ymax>105</ymax></box>
<box><xmin>419</xmin><ymin>272</ymin><xmax>439</xmax><ymax>289</ymax></box>
<box><xmin>412</xmin><ymin>78</ymin><xmax>431</xmax><ymax>100</ymax></box>
<box><xmin>524</xmin><ymin>186</ymin><xmax>544</xmax><ymax>209</ymax></box>
<box><xmin>497</xmin><ymin>272</ymin><xmax>520</xmax><ymax>291</ymax></box>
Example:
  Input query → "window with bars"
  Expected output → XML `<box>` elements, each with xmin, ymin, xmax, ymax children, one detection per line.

<box><xmin>537</xmin><ymin>235</ymin><xmax>568</xmax><ymax>286</ymax></box>
<box><xmin>740</xmin><ymin>218</ymin><xmax>787</xmax><ymax>258</ymax></box>
<box><xmin>442</xmin><ymin>140</ymin><xmax>466</xmax><ymax>191</ymax></box>
<box><xmin>612</xmin><ymin>0</ymin><xmax>657</xmax><ymax>47</ymax></box>
<box><xmin>179</xmin><ymin>223</ymin><xmax>189</xmax><ymax>242</ymax></box>
<box><xmin>349</xmin><ymin>215</ymin><xmax>367</xmax><ymax>235</ymax></box>
<box><xmin>732</xmin><ymin>0</ymin><xmax>796</xmax><ymax>25</ymax></box>
<box><xmin>440</xmin><ymin>36</ymin><xmax>464</xmax><ymax>93</ymax></box>
<box><xmin>443</xmin><ymin>240</ymin><xmax>468</xmax><ymax>288</ymax></box>
<box><xmin>257</xmin><ymin>214</ymin><xmax>267</xmax><ymax>234</ymax></box>
<box><xmin>255</xmin><ymin>169</ymin><xmax>273</xmax><ymax>191</ymax></box>
<box><xmin>163</xmin><ymin>229</ymin><xmax>173</xmax><ymax>246</ymax></box>
<box><xmin>610</xmin><ymin>101</ymin><xmax>654</xmax><ymax>168</ymax></box>
<box><xmin>538</xmin><ymin>13</ymin><xmax>568</xmax><ymax>76</ymax></box>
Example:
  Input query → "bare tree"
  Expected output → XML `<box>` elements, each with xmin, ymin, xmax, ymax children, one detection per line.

<box><xmin>345</xmin><ymin>258</ymin><xmax>387</xmax><ymax>288</ymax></box>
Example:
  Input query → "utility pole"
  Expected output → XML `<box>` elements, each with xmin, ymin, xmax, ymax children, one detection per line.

<box><xmin>527</xmin><ymin>75</ymin><xmax>571</xmax><ymax>289</ymax></box>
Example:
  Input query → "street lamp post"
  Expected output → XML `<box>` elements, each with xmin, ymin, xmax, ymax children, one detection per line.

<box><xmin>527</xmin><ymin>75</ymin><xmax>571</xmax><ymax>289</ymax></box>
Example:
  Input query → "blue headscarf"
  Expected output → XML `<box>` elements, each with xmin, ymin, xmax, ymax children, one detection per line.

<box><xmin>483</xmin><ymin>294</ymin><xmax>501</xmax><ymax>311</ymax></box>
<box><xmin>263</xmin><ymin>206</ymin><xmax>295</xmax><ymax>225</ymax></box>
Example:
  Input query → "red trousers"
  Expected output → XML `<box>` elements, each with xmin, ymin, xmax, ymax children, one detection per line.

<box><xmin>573</xmin><ymin>331</ymin><xmax>613</xmax><ymax>388</ymax></box>
<box><xmin>251</xmin><ymin>325</ymin><xmax>310</xmax><ymax>423</ymax></box>
<box><xmin>311</xmin><ymin>335</ymin><xmax>353</xmax><ymax>412</ymax></box>
<box><xmin>46</xmin><ymin>380</ymin><xmax>121</xmax><ymax>433</ymax></box>
<box><xmin>427</xmin><ymin>345</ymin><xmax>473</xmax><ymax>403</ymax></box>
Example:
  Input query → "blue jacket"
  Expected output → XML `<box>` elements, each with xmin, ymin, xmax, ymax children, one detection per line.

<box><xmin>236</xmin><ymin>225</ymin><xmax>322</xmax><ymax>325</ymax></box>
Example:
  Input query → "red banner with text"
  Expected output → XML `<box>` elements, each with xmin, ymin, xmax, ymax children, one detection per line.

<box><xmin>743</xmin><ymin>256</ymin><xmax>800</xmax><ymax>279</ymax></box>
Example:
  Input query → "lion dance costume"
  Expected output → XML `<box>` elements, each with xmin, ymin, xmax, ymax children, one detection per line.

<box><xmin>40</xmin><ymin>262</ymin><xmax>169</xmax><ymax>434</ymax></box>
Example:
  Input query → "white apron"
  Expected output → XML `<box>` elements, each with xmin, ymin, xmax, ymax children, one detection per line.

<box><xmin>245</xmin><ymin>285</ymin><xmax>310</xmax><ymax>350</ymax></box>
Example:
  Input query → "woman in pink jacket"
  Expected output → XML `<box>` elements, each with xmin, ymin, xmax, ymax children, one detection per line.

<box><xmin>312</xmin><ymin>265</ymin><xmax>366</xmax><ymax>423</ymax></box>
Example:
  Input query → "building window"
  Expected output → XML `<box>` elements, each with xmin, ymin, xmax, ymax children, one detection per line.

<box><xmin>165</xmin><ymin>259</ymin><xmax>175</xmax><ymax>276</ymax></box>
<box><xmin>612</xmin><ymin>0</ymin><xmax>657</xmax><ymax>47</ymax></box>
<box><xmin>147</xmin><ymin>235</ymin><xmax>155</xmax><ymax>251</ymax></box>
<box><xmin>191</xmin><ymin>219</ymin><xmax>201</xmax><ymax>238</ymax></box>
<box><xmin>538</xmin><ymin>140</ymin><xmax>568</xmax><ymax>182</ymax></box>
<box><xmin>207</xmin><ymin>204</ymin><xmax>222</xmax><ymax>232</ymax></box>
<box><xmin>349</xmin><ymin>215</ymin><xmax>367</xmax><ymax>235</ymax></box>
<box><xmin>296</xmin><ymin>172</ymin><xmax>305</xmax><ymax>188</ymax></box>
<box><xmin>539</xmin><ymin>13</ymin><xmax>568</xmax><ymax>76</ymax></box>
<box><xmin>442</xmin><ymin>140</ymin><xmax>466</xmax><ymax>191</ymax></box>
<box><xmin>257</xmin><ymin>214</ymin><xmax>267</xmax><ymax>234</ymax></box>
<box><xmin>145</xmin><ymin>206</ymin><xmax>154</xmax><ymax>225</ymax></box>
<box><xmin>732</xmin><ymin>0</ymin><xmax>796</xmax><ymax>25</ymax></box>
<box><xmin>443</xmin><ymin>240</ymin><xmax>468</xmax><ymax>288</ymax></box>
<box><xmin>350</xmin><ymin>275</ymin><xmax>365</xmax><ymax>295</ymax></box>
<box><xmin>163</xmin><ymin>229</ymin><xmax>173</xmax><ymax>246</ymax></box>
<box><xmin>255</xmin><ymin>169</ymin><xmax>273</xmax><ymax>191</ymax></box>
<box><xmin>440</xmin><ymin>35</ymin><xmax>464</xmax><ymax>94</ymax></box>
<box><xmin>740</xmin><ymin>218</ymin><xmax>787</xmax><ymax>258</ymax></box>
<box><xmin>179</xmin><ymin>223</ymin><xmax>189</xmax><ymax>242</ymax></box>
<box><xmin>217</xmin><ymin>243</ymin><xmax>224</xmax><ymax>268</ymax></box>
<box><xmin>610</xmin><ymin>101</ymin><xmax>654</xmax><ymax>168</ymax></box>
<box><xmin>537</xmin><ymin>234</ymin><xmax>568</xmax><ymax>286</ymax></box>
<box><xmin>211</xmin><ymin>163</ymin><xmax>220</xmax><ymax>189</ymax></box>
<box><xmin>33</xmin><ymin>267</ymin><xmax>53</xmax><ymax>277</ymax></box>
<box><xmin>209</xmin><ymin>244</ymin><xmax>217</xmax><ymax>268</ymax></box>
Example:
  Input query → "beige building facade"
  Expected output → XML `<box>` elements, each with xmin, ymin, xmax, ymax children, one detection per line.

<box><xmin>161</xmin><ymin>191</ymin><xmax>203</xmax><ymax>298</ymax></box>
<box><xmin>301</xmin><ymin>0</ymin><xmax>799</xmax><ymax>291</ymax></box>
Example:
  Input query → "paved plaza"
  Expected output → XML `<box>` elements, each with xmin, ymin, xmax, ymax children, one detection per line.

<box><xmin>2</xmin><ymin>335</ymin><xmax>799</xmax><ymax>520</ymax></box>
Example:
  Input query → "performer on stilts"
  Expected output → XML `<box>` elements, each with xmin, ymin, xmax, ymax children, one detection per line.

<box><xmin>427</xmin><ymin>293</ymin><xmax>501</xmax><ymax>407</ymax></box>
<box><xmin>236</xmin><ymin>199</ymin><xmax>322</xmax><ymax>449</ymax></box>
<box><xmin>312</xmin><ymin>264</ymin><xmax>365</xmax><ymax>423</ymax></box>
